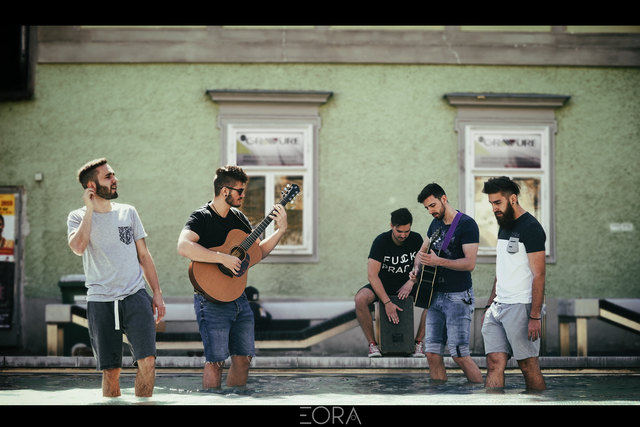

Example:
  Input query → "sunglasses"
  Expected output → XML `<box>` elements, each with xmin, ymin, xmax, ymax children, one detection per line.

<box><xmin>224</xmin><ymin>186</ymin><xmax>245</xmax><ymax>195</ymax></box>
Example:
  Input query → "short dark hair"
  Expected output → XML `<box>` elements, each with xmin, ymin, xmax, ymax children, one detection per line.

<box><xmin>417</xmin><ymin>183</ymin><xmax>446</xmax><ymax>203</ymax></box>
<box><xmin>390</xmin><ymin>208</ymin><xmax>413</xmax><ymax>226</ymax></box>
<box><xmin>77</xmin><ymin>158</ymin><xmax>108</xmax><ymax>188</ymax></box>
<box><xmin>482</xmin><ymin>176</ymin><xmax>520</xmax><ymax>197</ymax></box>
<box><xmin>213</xmin><ymin>165</ymin><xmax>249</xmax><ymax>196</ymax></box>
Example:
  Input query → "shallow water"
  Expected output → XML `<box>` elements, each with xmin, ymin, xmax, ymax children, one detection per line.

<box><xmin>1</xmin><ymin>372</ymin><xmax>639</xmax><ymax>406</ymax></box>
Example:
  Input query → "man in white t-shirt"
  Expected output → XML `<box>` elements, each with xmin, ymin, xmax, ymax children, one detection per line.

<box><xmin>481</xmin><ymin>176</ymin><xmax>546</xmax><ymax>391</ymax></box>
<box><xmin>67</xmin><ymin>158</ymin><xmax>165</xmax><ymax>397</ymax></box>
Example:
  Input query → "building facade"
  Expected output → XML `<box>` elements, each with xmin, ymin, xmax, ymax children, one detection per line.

<box><xmin>1</xmin><ymin>25</ymin><xmax>639</xmax><ymax>353</ymax></box>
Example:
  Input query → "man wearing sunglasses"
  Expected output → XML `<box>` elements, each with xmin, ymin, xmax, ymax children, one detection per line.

<box><xmin>177</xmin><ymin>165</ymin><xmax>288</xmax><ymax>390</ymax></box>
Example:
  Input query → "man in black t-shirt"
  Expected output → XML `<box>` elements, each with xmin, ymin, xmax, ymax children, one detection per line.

<box><xmin>177</xmin><ymin>165</ymin><xmax>288</xmax><ymax>390</ymax></box>
<box><xmin>354</xmin><ymin>208</ymin><xmax>425</xmax><ymax>357</ymax></box>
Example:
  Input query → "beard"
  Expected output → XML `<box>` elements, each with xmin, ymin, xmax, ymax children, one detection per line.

<box><xmin>432</xmin><ymin>205</ymin><xmax>445</xmax><ymax>221</ymax></box>
<box><xmin>95</xmin><ymin>183</ymin><xmax>118</xmax><ymax>200</ymax></box>
<box><xmin>495</xmin><ymin>202</ymin><xmax>515</xmax><ymax>228</ymax></box>
<box><xmin>225</xmin><ymin>194</ymin><xmax>242</xmax><ymax>208</ymax></box>
<box><xmin>392</xmin><ymin>232</ymin><xmax>407</xmax><ymax>244</ymax></box>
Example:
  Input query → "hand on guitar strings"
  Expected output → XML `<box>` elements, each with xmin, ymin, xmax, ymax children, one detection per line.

<box><xmin>218</xmin><ymin>252</ymin><xmax>243</xmax><ymax>275</ymax></box>
<box><xmin>416</xmin><ymin>249</ymin><xmax>442</xmax><ymax>267</ymax></box>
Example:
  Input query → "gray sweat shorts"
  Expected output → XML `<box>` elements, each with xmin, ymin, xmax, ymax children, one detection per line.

<box><xmin>481</xmin><ymin>302</ymin><xmax>540</xmax><ymax>361</ymax></box>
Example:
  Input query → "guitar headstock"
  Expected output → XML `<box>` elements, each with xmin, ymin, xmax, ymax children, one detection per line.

<box><xmin>279</xmin><ymin>183</ymin><xmax>300</xmax><ymax>207</ymax></box>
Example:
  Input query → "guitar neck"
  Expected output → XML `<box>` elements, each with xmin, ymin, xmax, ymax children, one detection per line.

<box><xmin>238</xmin><ymin>203</ymin><xmax>283</xmax><ymax>251</ymax></box>
<box><xmin>236</xmin><ymin>183</ymin><xmax>299</xmax><ymax>252</ymax></box>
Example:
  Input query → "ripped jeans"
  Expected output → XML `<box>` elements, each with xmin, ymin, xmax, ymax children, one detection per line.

<box><xmin>194</xmin><ymin>292</ymin><xmax>255</xmax><ymax>364</ymax></box>
<box><xmin>424</xmin><ymin>288</ymin><xmax>475</xmax><ymax>358</ymax></box>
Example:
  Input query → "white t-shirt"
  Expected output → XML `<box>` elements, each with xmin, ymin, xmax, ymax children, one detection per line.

<box><xmin>495</xmin><ymin>212</ymin><xmax>546</xmax><ymax>304</ymax></box>
<box><xmin>67</xmin><ymin>202</ymin><xmax>147</xmax><ymax>302</ymax></box>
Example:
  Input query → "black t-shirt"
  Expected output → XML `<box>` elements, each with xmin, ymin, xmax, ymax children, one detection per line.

<box><xmin>368</xmin><ymin>230</ymin><xmax>423</xmax><ymax>295</ymax></box>
<box><xmin>184</xmin><ymin>202</ymin><xmax>252</xmax><ymax>248</ymax></box>
<box><xmin>427</xmin><ymin>212</ymin><xmax>479</xmax><ymax>292</ymax></box>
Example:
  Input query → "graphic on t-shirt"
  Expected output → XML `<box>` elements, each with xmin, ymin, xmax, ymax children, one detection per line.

<box><xmin>431</xmin><ymin>228</ymin><xmax>454</xmax><ymax>257</ymax></box>
<box><xmin>118</xmin><ymin>226</ymin><xmax>134</xmax><ymax>245</ymax></box>
<box><xmin>381</xmin><ymin>252</ymin><xmax>416</xmax><ymax>274</ymax></box>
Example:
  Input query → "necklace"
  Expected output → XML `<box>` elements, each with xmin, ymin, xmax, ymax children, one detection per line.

<box><xmin>211</xmin><ymin>203</ymin><xmax>227</xmax><ymax>218</ymax></box>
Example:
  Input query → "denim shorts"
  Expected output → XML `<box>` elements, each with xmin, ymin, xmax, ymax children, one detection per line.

<box><xmin>87</xmin><ymin>288</ymin><xmax>157</xmax><ymax>371</ymax></box>
<box><xmin>194</xmin><ymin>292</ymin><xmax>255</xmax><ymax>363</ymax></box>
<box><xmin>424</xmin><ymin>288</ymin><xmax>474</xmax><ymax>357</ymax></box>
<box><xmin>481</xmin><ymin>302</ymin><xmax>540</xmax><ymax>360</ymax></box>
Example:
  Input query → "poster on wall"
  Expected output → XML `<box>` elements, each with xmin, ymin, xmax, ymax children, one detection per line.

<box><xmin>234</xmin><ymin>130</ymin><xmax>305</xmax><ymax>167</ymax></box>
<box><xmin>473</xmin><ymin>133</ymin><xmax>542</xmax><ymax>169</ymax></box>
<box><xmin>0</xmin><ymin>193</ymin><xmax>16</xmax><ymax>329</ymax></box>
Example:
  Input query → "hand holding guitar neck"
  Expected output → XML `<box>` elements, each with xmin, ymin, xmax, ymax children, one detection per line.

<box><xmin>268</xmin><ymin>203</ymin><xmax>288</xmax><ymax>233</ymax></box>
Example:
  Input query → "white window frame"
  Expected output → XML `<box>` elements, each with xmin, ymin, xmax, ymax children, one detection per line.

<box><xmin>207</xmin><ymin>90</ymin><xmax>332</xmax><ymax>263</ymax></box>
<box><xmin>224</xmin><ymin>123</ymin><xmax>314</xmax><ymax>256</ymax></box>
<box><xmin>463</xmin><ymin>124</ymin><xmax>552</xmax><ymax>257</ymax></box>
<box><xmin>445</xmin><ymin>93</ymin><xmax>570</xmax><ymax>263</ymax></box>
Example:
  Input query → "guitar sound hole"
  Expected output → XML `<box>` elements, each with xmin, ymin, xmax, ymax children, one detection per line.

<box><xmin>230</xmin><ymin>247</ymin><xmax>246</xmax><ymax>260</ymax></box>
<box><xmin>218</xmin><ymin>247</ymin><xmax>246</xmax><ymax>278</ymax></box>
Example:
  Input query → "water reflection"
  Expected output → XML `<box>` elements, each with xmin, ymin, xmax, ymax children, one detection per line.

<box><xmin>1</xmin><ymin>373</ymin><xmax>639</xmax><ymax>406</ymax></box>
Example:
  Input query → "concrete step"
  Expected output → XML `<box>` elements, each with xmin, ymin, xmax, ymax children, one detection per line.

<box><xmin>2</xmin><ymin>356</ymin><xmax>639</xmax><ymax>372</ymax></box>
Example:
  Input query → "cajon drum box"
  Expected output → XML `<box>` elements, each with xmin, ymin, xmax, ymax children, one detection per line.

<box><xmin>375</xmin><ymin>295</ymin><xmax>415</xmax><ymax>355</ymax></box>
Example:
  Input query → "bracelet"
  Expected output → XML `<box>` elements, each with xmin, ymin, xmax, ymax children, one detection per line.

<box><xmin>529</xmin><ymin>316</ymin><xmax>542</xmax><ymax>320</ymax></box>
<box><xmin>384</xmin><ymin>300</ymin><xmax>391</xmax><ymax>305</ymax></box>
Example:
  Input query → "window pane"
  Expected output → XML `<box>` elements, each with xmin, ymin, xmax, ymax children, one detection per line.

<box><xmin>275</xmin><ymin>175</ymin><xmax>303</xmax><ymax>246</ymax></box>
<box><xmin>474</xmin><ymin>176</ymin><xmax>542</xmax><ymax>251</ymax></box>
<box><xmin>243</xmin><ymin>175</ymin><xmax>265</xmax><ymax>228</ymax></box>
<box><xmin>474</xmin><ymin>176</ymin><xmax>498</xmax><ymax>249</ymax></box>
<box><xmin>513</xmin><ymin>177</ymin><xmax>541</xmax><ymax>220</ymax></box>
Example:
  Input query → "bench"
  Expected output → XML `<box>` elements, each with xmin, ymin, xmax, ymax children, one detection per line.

<box><xmin>557</xmin><ymin>298</ymin><xmax>640</xmax><ymax>356</ymax></box>
<box><xmin>45</xmin><ymin>299</ymin><xmax>358</xmax><ymax>356</ymax></box>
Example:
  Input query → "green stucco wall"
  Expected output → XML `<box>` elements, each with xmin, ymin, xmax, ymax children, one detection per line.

<box><xmin>1</xmin><ymin>63</ymin><xmax>639</xmax><ymax>301</ymax></box>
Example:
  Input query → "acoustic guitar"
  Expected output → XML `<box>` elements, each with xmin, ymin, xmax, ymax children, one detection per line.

<box><xmin>414</xmin><ymin>227</ymin><xmax>443</xmax><ymax>309</ymax></box>
<box><xmin>188</xmin><ymin>183</ymin><xmax>300</xmax><ymax>303</ymax></box>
